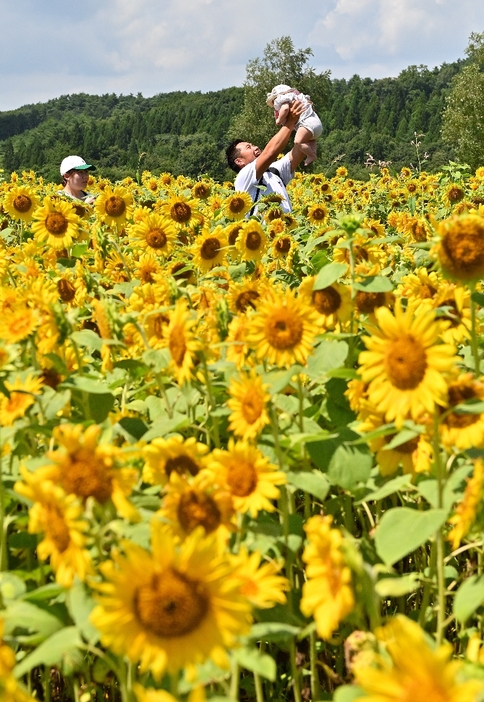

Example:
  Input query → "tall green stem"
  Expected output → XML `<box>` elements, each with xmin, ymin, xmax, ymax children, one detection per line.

<box><xmin>432</xmin><ymin>413</ymin><xmax>446</xmax><ymax>645</ymax></box>
<box><xmin>470</xmin><ymin>286</ymin><xmax>480</xmax><ymax>375</ymax></box>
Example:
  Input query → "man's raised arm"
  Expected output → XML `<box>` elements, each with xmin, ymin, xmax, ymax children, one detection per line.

<box><xmin>254</xmin><ymin>101</ymin><xmax>305</xmax><ymax>179</ymax></box>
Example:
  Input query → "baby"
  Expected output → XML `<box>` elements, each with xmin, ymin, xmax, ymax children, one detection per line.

<box><xmin>266</xmin><ymin>84</ymin><xmax>322</xmax><ymax>165</ymax></box>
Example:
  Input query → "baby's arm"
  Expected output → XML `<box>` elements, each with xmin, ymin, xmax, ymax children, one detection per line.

<box><xmin>275</xmin><ymin>103</ymin><xmax>290</xmax><ymax>125</ymax></box>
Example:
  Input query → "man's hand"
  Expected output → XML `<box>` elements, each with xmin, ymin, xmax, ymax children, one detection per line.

<box><xmin>284</xmin><ymin>100</ymin><xmax>305</xmax><ymax>130</ymax></box>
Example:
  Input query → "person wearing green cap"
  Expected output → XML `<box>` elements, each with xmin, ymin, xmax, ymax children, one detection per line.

<box><xmin>59</xmin><ymin>155</ymin><xmax>96</xmax><ymax>204</ymax></box>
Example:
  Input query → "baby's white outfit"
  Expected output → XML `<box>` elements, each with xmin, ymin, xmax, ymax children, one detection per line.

<box><xmin>266</xmin><ymin>84</ymin><xmax>322</xmax><ymax>138</ymax></box>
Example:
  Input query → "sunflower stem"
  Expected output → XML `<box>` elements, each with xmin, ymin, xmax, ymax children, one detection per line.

<box><xmin>432</xmin><ymin>412</ymin><xmax>447</xmax><ymax>645</ymax></box>
<box><xmin>0</xmin><ymin>441</ymin><xmax>7</xmax><ymax>572</ymax></box>
<box><xmin>470</xmin><ymin>285</ymin><xmax>481</xmax><ymax>375</ymax></box>
<box><xmin>309</xmin><ymin>630</ymin><xmax>322</xmax><ymax>701</ymax></box>
<box><xmin>254</xmin><ymin>670</ymin><xmax>265</xmax><ymax>702</ymax></box>
<box><xmin>201</xmin><ymin>355</ymin><xmax>220</xmax><ymax>448</ymax></box>
<box><xmin>289</xmin><ymin>639</ymin><xmax>303</xmax><ymax>702</ymax></box>
<box><xmin>269</xmin><ymin>404</ymin><xmax>294</xmax><ymax>597</ymax></box>
<box><xmin>230</xmin><ymin>659</ymin><xmax>240</xmax><ymax>701</ymax></box>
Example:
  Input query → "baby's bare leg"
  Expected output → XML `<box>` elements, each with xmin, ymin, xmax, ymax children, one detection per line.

<box><xmin>275</xmin><ymin>103</ymin><xmax>290</xmax><ymax>125</ymax></box>
<box><xmin>295</xmin><ymin>126</ymin><xmax>317</xmax><ymax>165</ymax></box>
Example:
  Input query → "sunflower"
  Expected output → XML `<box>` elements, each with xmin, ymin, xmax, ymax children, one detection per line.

<box><xmin>227</xmin><ymin>278</ymin><xmax>268</xmax><ymax>315</ymax></box>
<box><xmin>0</xmin><ymin>617</ymin><xmax>37</xmax><ymax>702</ymax></box>
<box><xmin>14</xmin><ymin>467</ymin><xmax>93</xmax><ymax>588</ymax></box>
<box><xmin>363</xmin><ymin>414</ymin><xmax>433</xmax><ymax>476</ymax></box>
<box><xmin>225</xmin><ymin>222</ymin><xmax>244</xmax><ymax>249</ymax></box>
<box><xmin>31</xmin><ymin>197</ymin><xmax>81</xmax><ymax>250</ymax></box>
<box><xmin>236</xmin><ymin>220</ymin><xmax>268</xmax><ymax>262</ymax></box>
<box><xmin>36</xmin><ymin>424</ymin><xmax>140</xmax><ymax>522</ymax></box>
<box><xmin>192</xmin><ymin>227</ymin><xmax>228</xmax><ymax>272</ymax></box>
<box><xmin>161</xmin><ymin>194</ymin><xmax>203</xmax><ymax>230</ymax></box>
<box><xmin>246</xmin><ymin>287</ymin><xmax>319</xmax><ymax>369</ymax></box>
<box><xmin>164</xmin><ymin>299</ymin><xmax>201</xmax><ymax>385</ymax></box>
<box><xmin>447</xmin><ymin>460</ymin><xmax>484</xmax><ymax>550</ymax></box>
<box><xmin>398</xmin><ymin>267</ymin><xmax>440</xmax><ymax>311</ymax></box>
<box><xmin>158</xmin><ymin>471</ymin><xmax>235</xmax><ymax>541</ymax></box>
<box><xmin>227</xmin><ymin>370</ymin><xmax>270</xmax><ymax>440</ymax></box>
<box><xmin>129</xmin><ymin>211</ymin><xmax>177</xmax><ymax>256</ymax></box>
<box><xmin>209</xmin><ymin>439</ymin><xmax>285</xmax><ymax>518</ymax></box>
<box><xmin>90</xmin><ymin>521</ymin><xmax>252</xmax><ymax>678</ymax></box>
<box><xmin>435</xmin><ymin>214</ymin><xmax>484</xmax><ymax>282</ymax></box>
<box><xmin>300</xmin><ymin>515</ymin><xmax>354</xmax><ymax>640</ymax></box>
<box><xmin>299</xmin><ymin>276</ymin><xmax>352</xmax><ymax>330</ymax></box>
<box><xmin>95</xmin><ymin>186</ymin><xmax>133</xmax><ymax>228</ymax></box>
<box><xmin>229</xmin><ymin>547</ymin><xmax>288</xmax><ymax>609</ymax></box>
<box><xmin>0</xmin><ymin>374</ymin><xmax>43</xmax><ymax>426</ymax></box>
<box><xmin>0</xmin><ymin>303</ymin><xmax>39</xmax><ymax>344</ymax></box>
<box><xmin>192</xmin><ymin>181</ymin><xmax>212</xmax><ymax>200</ymax></box>
<box><xmin>353</xmin><ymin>615</ymin><xmax>483</xmax><ymax>702</ymax></box>
<box><xmin>359</xmin><ymin>301</ymin><xmax>457</xmax><ymax>428</ymax></box>
<box><xmin>3</xmin><ymin>184</ymin><xmax>39</xmax><ymax>223</ymax></box>
<box><xmin>223</xmin><ymin>191</ymin><xmax>253</xmax><ymax>221</ymax></box>
<box><xmin>307</xmin><ymin>203</ymin><xmax>329</xmax><ymax>226</ymax></box>
<box><xmin>440</xmin><ymin>374</ymin><xmax>484</xmax><ymax>450</ymax></box>
<box><xmin>133</xmin><ymin>685</ymin><xmax>205</xmax><ymax>702</ymax></box>
<box><xmin>444</xmin><ymin>183</ymin><xmax>466</xmax><ymax>206</ymax></box>
<box><xmin>143</xmin><ymin>436</ymin><xmax>210</xmax><ymax>487</ymax></box>
<box><xmin>225</xmin><ymin>315</ymin><xmax>250</xmax><ymax>369</ymax></box>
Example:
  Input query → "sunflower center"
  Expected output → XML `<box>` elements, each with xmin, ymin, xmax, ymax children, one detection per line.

<box><xmin>47</xmin><ymin>506</ymin><xmax>70</xmax><ymax>553</ymax></box>
<box><xmin>241</xmin><ymin>394</ymin><xmax>264</xmax><ymax>425</ymax></box>
<box><xmin>58</xmin><ymin>279</ymin><xmax>76</xmax><ymax>302</ymax></box>
<box><xmin>134</xmin><ymin>569</ymin><xmax>209</xmax><ymax>638</ymax></box>
<box><xmin>177</xmin><ymin>489</ymin><xmax>222</xmax><ymax>534</ymax></box>
<box><xmin>61</xmin><ymin>451</ymin><xmax>113</xmax><ymax>503</ymax></box>
<box><xmin>229</xmin><ymin>197</ymin><xmax>247</xmax><ymax>214</ymax></box>
<box><xmin>236</xmin><ymin>290</ymin><xmax>260</xmax><ymax>313</ymax></box>
<box><xmin>384</xmin><ymin>334</ymin><xmax>427</xmax><ymax>390</ymax></box>
<box><xmin>165</xmin><ymin>454</ymin><xmax>200</xmax><ymax>478</ymax></box>
<box><xmin>245</xmin><ymin>231</ymin><xmax>262</xmax><ymax>250</ymax></box>
<box><xmin>45</xmin><ymin>212</ymin><xmax>68</xmax><ymax>236</ymax></box>
<box><xmin>169</xmin><ymin>325</ymin><xmax>187</xmax><ymax>366</ymax></box>
<box><xmin>266</xmin><ymin>311</ymin><xmax>304</xmax><ymax>350</ymax></box>
<box><xmin>355</xmin><ymin>291</ymin><xmax>385</xmax><ymax>314</ymax></box>
<box><xmin>419</xmin><ymin>284</ymin><xmax>437</xmax><ymax>299</ymax></box>
<box><xmin>13</xmin><ymin>194</ymin><xmax>33</xmax><ymax>213</ymax></box>
<box><xmin>194</xmin><ymin>184</ymin><xmax>210</xmax><ymax>199</ymax></box>
<box><xmin>105</xmin><ymin>197</ymin><xmax>126</xmax><ymax>218</ymax></box>
<box><xmin>228</xmin><ymin>226</ymin><xmax>242</xmax><ymax>246</ymax></box>
<box><xmin>146</xmin><ymin>228</ymin><xmax>167</xmax><ymax>249</ymax></box>
<box><xmin>275</xmin><ymin>237</ymin><xmax>291</xmax><ymax>254</ymax></box>
<box><xmin>384</xmin><ymin>433</ymin><xmax>420</xmax><ymax>454</ymax></box>
<box><xmin>227</xmin><ymin>460</ymin><xmax>258</xmax><ymax>497</ymax></box>
<box><xmin>445</xmin><ymin>383</ymin><xmax>479</xmax><ymax>429</ymax></box>
<box><xmin>439</xmin><ymin>299</ymin><xmax>460</xmax><ymax>327</ymax></box>
<box><xmin>442</xmin><ymin>228</ymin><xmax>484</xmax><ymax>278</ymax></box>
<box><xmin>311</xmin><ymin>207</ymin><xmax>326</xmax><ymax>221</ymax></box>
<box><xmin>447</xmin><ymin>186</ymin><xmax>464</xmax><ymax>203</ymax></box>
<box><xmin>200</xmin><ymin>237</ymin><xmax>221</xmax><ymax>260</ymax></box>
<box><xmin>313</xmin><ymin>287</ymin><xmax>341</xmax><ymax>315</ymax></box>
<box><xmin>171</xmin><ymin>203</ymin><xmax>191</xmax><ymax>223</ymax></box>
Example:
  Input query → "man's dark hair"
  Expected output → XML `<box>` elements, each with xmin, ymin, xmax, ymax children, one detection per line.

<box><xmin>226</xmin><ymin>139</ymin><xmax>244</xmax><ymax>173</ymax></box>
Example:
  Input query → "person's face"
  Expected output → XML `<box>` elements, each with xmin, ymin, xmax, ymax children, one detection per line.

<box><xmin>65</xmin><ymin>169</ymin><xmax>89</xmax><ymax>189</ymax></box>
<box><xmin>234</xmin><ymin>142</ymin><xmax>260</xmax><ymax>168</ymax></box>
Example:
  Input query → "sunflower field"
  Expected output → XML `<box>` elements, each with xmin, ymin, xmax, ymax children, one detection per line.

<box><xmin>2</xmin><ymin>161</ymin><xmax>484</xmax><ymax>702</ymax></box>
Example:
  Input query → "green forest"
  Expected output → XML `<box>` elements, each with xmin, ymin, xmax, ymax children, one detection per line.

<box><xmin>0</xmin><ymin>55</ymin><xmax>469</xmax><ymax>183</ymax></box>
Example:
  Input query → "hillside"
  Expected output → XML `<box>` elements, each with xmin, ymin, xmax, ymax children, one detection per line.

<box><xmin>0</xmin><ymin>59</ymin><xmax>466</xmax><ymax>182</ymax></box>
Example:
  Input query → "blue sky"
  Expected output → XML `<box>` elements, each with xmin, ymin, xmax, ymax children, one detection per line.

<box><xmin>1</xmin><ymin>0</ymin><xmax>482</xmax><ymax>111</ymax></box>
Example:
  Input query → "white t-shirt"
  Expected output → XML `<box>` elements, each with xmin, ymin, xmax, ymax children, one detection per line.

<box><xmin>234</xmin><ymin>153</ymin><xmax>294</xmax><ymax>213</ymax></box>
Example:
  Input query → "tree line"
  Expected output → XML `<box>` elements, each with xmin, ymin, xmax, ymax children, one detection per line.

<box><xmin>0</xmin><ymin>34</ymin><xmax>482</xmax><ymax>183</ymax></box>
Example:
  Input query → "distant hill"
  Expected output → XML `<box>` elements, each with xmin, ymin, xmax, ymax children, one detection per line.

<box><xmin>0</xmin><ymin>59</ymin><xmax>467</xmax><ymax>183</ymax></box>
